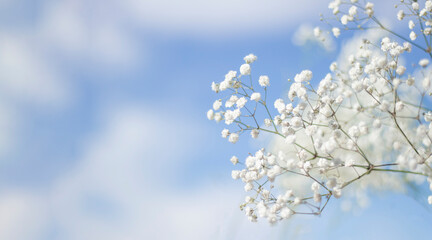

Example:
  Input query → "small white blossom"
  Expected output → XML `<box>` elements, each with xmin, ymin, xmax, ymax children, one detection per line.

<box><xmin>419</xmin><ymin>59</ymin><xmax>430</xmax><ymax>67</ymax></box>
<box><xmin>396</xmin><ymin>101</ymin><xmax>404</xmax><ymax>112</ymax></box>
<box><xmin>213</xmin><ymin>99</ymin><xmax>222</xmax><ymax>110</ymax></box>
<box><xmin>236</xmin><ymin>97</ymin><xmax>248</xmax><ymax>108</ymax></box>
<box><xmin>397</xmin><ymin>10</ymin><xmax>405</xmax><ymax>21</ymax></box>
<box><xmin>426</xmin><ymin>1</ymin><xmax>432</xmax><ymax>11</ymax></box>
<box><xmin>330</xmin><ymin>62</ymin><xmax>337</xmax><ymax>71</ymax></box>
<box><xmin>409</xmin><ymin>20</ymin><xmax>415</xmax><ymax>30</ymax></box>
<box><xmin>348</xmin><ymin>6</ymin><xmax>357</xmax><ymax>17</ymax></box>
<box><xmin>425</xmin><ymin>112</ymin><xmax>432</xmax><ymax>122</ymax></box>
<box><xmin>207</xmin><ymin>109</ymin><xmax>214</xmax><ymax>120</ymax></box>
<box><xmin>365</xmin><ymin>2</ymin><xmax>374</xmax><ymax>17</ymax></box>
<box><xmin>211</xmin><ymin>82</ymin><xmax>219</xmax><ymax>92</ymax></box>
<box><xmin>244</xmin><ymin>182</ymin><xmax>253</xmax><ymax>192</ymax></box>
<box><xmin>229</xmin><ymin>133</ymin><xmax>239</xmax><ymax>143</ymax></box>
<box><xmin>250</xmin><ymin>92</ymin><xmax>261</xmax><ymax>101</ymax></box>
<box><xmin>410</xmin><ymin>31</ymin><xmax>417</xmax><ymax>41</ymax></box>
<box><xmin>251</xmin><ymin>129</ymin><xmax>259</xmax><ymax>139</ymax></box>
<box><xmin>333</xmin><ymin>187</ymin><xmax>342</xmax><ymax>198</ymax></box>
<box><xmin>244</xmin><ymin>54</ymin><xmax>257</xmax><ymax>64</ymax></box>
<box><xmin>396</xmin><ymin>66</ymin><xmax>406</xmax><ymax>75</ymax></box>
<box><xmin>340</xmin><ymin>15</ymin><xmax>350</xmax><ymax>25</ymax></box>
<box><xmin>230</xmin><ymin>156</ymin><xmax>239</xmax><ymax>165</ymax></box>
<box><xmin>280</xmin><ymin>208</ymin><xmax>293</xmax><ymax>219</ymax></box>
<box><xmin>259</xmin><ymin>75</ymin><xmax>270</xmax><ymax>87</ymax></box>
<box><xmin>294</xmin><ymin>70</ymin><xmax>313</xmax><ymax>83</ymax></box>
<box><xmin>332</xmin><ymin>27</ymin><xmax>340</xmax><ymax>38</ymax></box>
<box><xmin>240</xmin><ymin>64</ymin><xmax>251</xmax><ymax>75</ymax></box>
<box><xmin>221</xmin><ymin>129</ymin><xmax>230</xmax><ymax>138</ymax></box>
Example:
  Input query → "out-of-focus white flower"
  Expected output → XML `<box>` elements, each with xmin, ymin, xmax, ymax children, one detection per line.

<box><xmin>244</xmin><ymin>54</ymin><xmax>257</xmax><ymax>64</ymax></box>
<box><xmin>240</xmin><ymin>64</ymin><xmax>251</xmax><ymax>75</ymax></box>
<box><xmin>259</xmin><ymin>75</ymin><xmax>270</xmax><ymax>87</ymax></box>
<box><xmin>332</xmin><ymin>27</ymin><xmax>341</xmax><ymax>38</ymax></box>
<box><xmin>419</xmin><ymin>59</ymin><xmax>429</xmax><ymax>67</ymax></box>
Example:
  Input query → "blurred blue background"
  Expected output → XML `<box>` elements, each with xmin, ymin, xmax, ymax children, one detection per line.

<box><xmin>0</xmin><ymin>0</ymin><xmax>431</xmax><ymax>239</ymax></box>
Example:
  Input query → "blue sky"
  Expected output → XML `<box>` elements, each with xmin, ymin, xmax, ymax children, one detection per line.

<box><xmin>0</xmin><ymin>0</ymin><xmax>432</xmax><ymax>239</ymax></box>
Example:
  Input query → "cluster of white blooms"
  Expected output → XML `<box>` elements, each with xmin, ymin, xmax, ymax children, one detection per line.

<box><xmin>208</xmin><ymin>0</ymin><xmax>432</xmax><ymax>224</ymax></box>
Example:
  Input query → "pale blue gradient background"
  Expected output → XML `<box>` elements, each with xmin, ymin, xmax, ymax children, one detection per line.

<box><xmin>0</xmin><ymin>0</ymin><xmax>431</xmax><ymax>239</ymax></box>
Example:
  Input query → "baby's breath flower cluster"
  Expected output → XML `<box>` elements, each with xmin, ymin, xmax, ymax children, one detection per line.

<box><xmin>208</xmin><ymin>0</ymin><xmax>432</xmax><ymax>223</ymax></box>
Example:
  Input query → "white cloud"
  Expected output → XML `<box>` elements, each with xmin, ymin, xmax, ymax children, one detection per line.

<box><xmin>292</xmin><ymin>24</ymin><xmax>336</xmax><ymax>52</ymax></box>
<box><xmin>118</xmin><ymin>0</ymin><xmax>328</xmax><ymax>36</ymax></box>
<box><xmin>0</xmin><ymin>34</ymin><xmax>72</xmax><ymax>108</ymax></box>
<box><xmin>39</xmin><ymin>0</ymin><xmax>141</xmax><ymax>69</ymax></box>
<box><xmin>39</xmin><ymin>106</ymin><xmax>287</xmax><ymax>239</ymax></box>
<box><xmin>0</xmin><ymin>191</ymin><xmax>48</xmax><ymax>240</ymax></box>
<box><xmin>46</xmin><ymin>106</ymin><xmax>226</xmax><ymax>239</ymax></box>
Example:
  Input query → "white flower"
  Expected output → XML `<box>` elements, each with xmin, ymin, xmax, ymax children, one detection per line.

<box><xmin>332</xmin><ymin>27</ymin><xmax>340</xmax><ymax>38</ymax></box>
<box><xmin>250</xmin><ymin>92</ymin><xmax>261</xmax><ymax>101</ymax></box>
<box><xmin>274</xmin><ymin>98</ymin><xmax>285</xmax><ymax>113</ymax></box>
<box><xmin>395</xmin><ymin>101</ymin><xmax>404</xmax><ymax>111</ymax></box>
<box><xmin>231</xmin><ymin>170</ymin><xmax>240</xmax><ymax>179</ymax></box>
<box><xmin>407</xmin><ymin>77</ymin><xmax>415</xmax><ymax>86</ymax></box>
<box><xmin>214</xmin><ymin>112</ymin><xmax>222</xmax><ymax>122</ymax></box>
<box><xmin>240</xmin><ymin>64</ymin><xmax>251</xmax><ymax>75</ymax></box>
<box><xmin>348</xmin><ymin>125</ymin><xmax>360</xmax><ymax>138</ymax></box>
<box><xmin>259</xmin><ymin>75</ymin><xmax>270</xmax><ymax>87</ymax></box>
<box><xmin>330</xmin><ymin>62</ymin><xmax>337</xmax><ymax>71</ymax></box>
<box><xmin>251</xmin><ymin>129</ymin><xmax>259</xmax><ymax>139</ymax></box>
<box><xmin>423</xmin><ymin>77</ymin><xmax>431</xmax><ymax>89</ymax></box>
<box><xmin>244</xmin><ymin>182</ymin><xmax>253</xmax><ymax>192</ymax></box>
<box><xmin>230</xmin><ymin>156</ymin><xmax>239</xmax><ymax>165</ymax></box>
<box><xmin>211</xmin><ymin>82</ymin><xmax>219</xmax><ymax>92</ymax></box>
<box><xmin>412</xmin><ymin>2</ymin><xmax>419</xmax><ymax>11</ymax></box>
<box><xmin>213</xmin><ymin>99</ymin><xmax>222</xmax><ymax>110</ymax></box>
<box><xmin>291</xmin><ymin>117</ymin><xmax>303</xmax><ymax>128</ymax></box>
<box><xmin>333</xmin><ymin>187</ymin><xmax>342</xmax><ymax>198</ymax></box>
<box><xmin>305</xmin><ymin>125</ymin><xmax>317</xmax><ymax>136</ymax></box>
<box><xmin>425</xmin><ymin>112</ymin><xmax>432</xmax><ymax>122</ymax></box>
<box><xmin>397</xmin><ymin>10</ymin><xmax>405</xmax><ymax>21</ymax></box>
<box><xmin>341</xmin><ymin>15</ymin><xmax>351</xmax><ymax>25</ymax></box>
<box><xmin>396</xmin><ymin>66</ymin><xmax>406</xmax><ymax>75</ymax></box>
<box><xmin>409</xmin><ymin>20</ymin><xmax>415</xmax><ymax>29</ymax></box>
<box><xmin>207</xmin><ymin>109</ymin><xmax>214</xmax><ymax>120</ymax></box>
<box><xmin>280</xmin><ymin>208</ymin><xmax>293</xmax><ymax>219</ymax></box>
<box><xmin>236</xmin><ymin>97</ymin><xmax>248</xmax><ymax>108</ymax></box>
<box><xmin>225</xmin><ymin>70</ymin><xmax>237</xmax><ymax>81</ymax></box>
<box><xmin>221</xmin><ymin>129</ymin><xmax>230</xmax><ymax>138</ymax></box>
<box><xmin>244</xmin><ymin>54</ymin><xmax>257</xmax><ymax>64</ymax></box>
<box><xmin>365</xmin><ymin>2</ymin><xmax>374</xmax><ymax>17</ymax></box>
<box><xmin>311</xmin><ymin>182</ymin><xmax>320</xmax><ymax>192</ymax></box>
<box><xmin>426</xmin><ymin>1</ymin><xmax>432</xmax><ymax>11</ymax></box>
<box><xmin>348</xmin><ymin>6</ymin><xmax>357</xmax><ymax>17</ymax></box>
<box><xmin>326</xmin><ymin>178</ymin><xmax>337</xmax><ymax>189</ymax></box>
<box><xmin>229</xmin><ymin>133</ymin><xmax>239</xmax><ymax>143</ymax></box>
<box><xmin>294</xmin><ymin>70</ymin><xmax>313</xmax><ymax>83</ymax></box>
<box><xmin>419</xmin><ymin>59</ymin><xmax>429</xmax><ymax>67</ymax></box>
<box><xmin>429</xmin><ymin>196</ymin><xmax>432</xmax><ymax>205</ymax></box>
